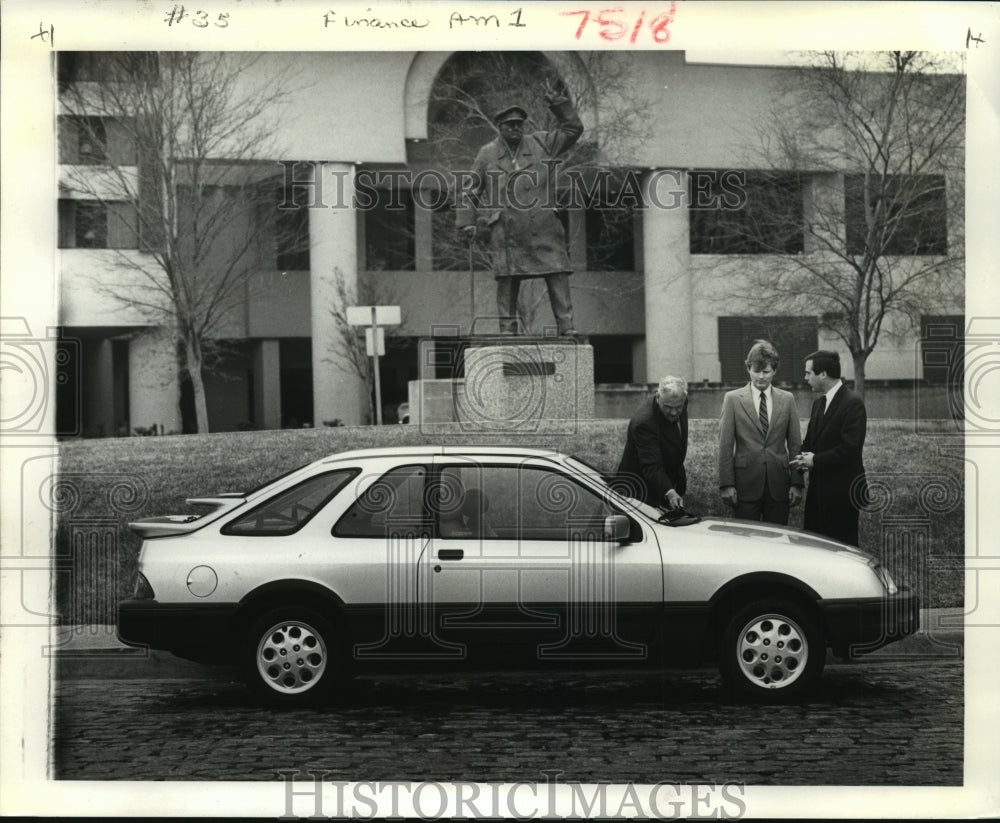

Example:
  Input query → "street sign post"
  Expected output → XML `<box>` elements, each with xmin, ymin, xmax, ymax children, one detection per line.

<box><xmin>346</xmin><ymin>305</ymin><xmax>401</xmax><ymax>425</ymax></box>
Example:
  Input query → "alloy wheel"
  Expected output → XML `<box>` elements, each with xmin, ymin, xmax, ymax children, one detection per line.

<box><xmin>255</xmin><ymin>619</ymin><xmax>328</xmax><ymax>695</ymax></box>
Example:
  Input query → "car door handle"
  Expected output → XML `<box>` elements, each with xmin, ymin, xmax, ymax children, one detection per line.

<box><xmin>438</xmin><ymin>549</ymin><xmax>464</xmax><ymax>560</ymax></box>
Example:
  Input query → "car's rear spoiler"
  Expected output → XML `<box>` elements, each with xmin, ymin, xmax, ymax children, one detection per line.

<box><xmin>127</xmin><ymin>496</ymin><xmax>246</xmax><ymax>538</ymax></box>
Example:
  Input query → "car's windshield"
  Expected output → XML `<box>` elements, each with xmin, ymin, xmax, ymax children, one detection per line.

<box><xmin>564</xmin><ymin>454</ymin><xmax>612</xmax><ymax>483</ymax></box>
<box><xmin>564</xmin><ymin>455</ymin><xmax>663</xmax><ymax>520</ymax></box>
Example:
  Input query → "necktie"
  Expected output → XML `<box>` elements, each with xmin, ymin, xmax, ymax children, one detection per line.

<box><xmin>758</xmin><ymin>391</ymin><xmax>768</xmax><ymax>433</ymax></box>
<box><xmin>815</xmin><ymin>395</ymin><xmax>827</xmax><ymax>432</ymax></box>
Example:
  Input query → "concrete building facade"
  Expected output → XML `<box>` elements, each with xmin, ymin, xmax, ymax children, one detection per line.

<box><xmin>56</xmin><ymin>51</ymin><xmax>965</xmax><ymax>435</ymax></box>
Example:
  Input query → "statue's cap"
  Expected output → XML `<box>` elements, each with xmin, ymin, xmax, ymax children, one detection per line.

<box><xmin>493</xmin><ymin>105</ymin><xmax>528</xmax><ymax>125</ymax></box>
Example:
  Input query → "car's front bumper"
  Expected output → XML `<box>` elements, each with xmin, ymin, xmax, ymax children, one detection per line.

<box><xmin>118</xmin><ymin>600</ymin><xmax>239</xmax><ymax>663</ymax></box>
<box><xmin>820</xmin><ymin>588</ymin><xmax>920</xmax><ymax>658</ymax></box>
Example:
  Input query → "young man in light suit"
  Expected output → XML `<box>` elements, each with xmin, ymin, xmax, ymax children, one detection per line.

<box><xmin>718</xmin><ymin>340</ymin><xmax>804</xmax><ymax>525</ymax></box>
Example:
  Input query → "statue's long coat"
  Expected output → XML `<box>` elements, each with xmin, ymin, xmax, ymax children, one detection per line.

<box><xmin>457</xmin><ymin>98</ymin><xmax>583</xmax><ymax>280</ymax></box>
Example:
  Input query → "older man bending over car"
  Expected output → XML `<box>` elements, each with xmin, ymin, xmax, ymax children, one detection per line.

<box><xmin>615</xmin><ymin>375</ymin><xmax>689</xmax><ymax>510</ymax></box>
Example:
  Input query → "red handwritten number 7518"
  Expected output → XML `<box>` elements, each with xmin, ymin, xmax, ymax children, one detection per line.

<box><xmin>562</xmin><ymin>6</ymin><xmax>675</xmax><ymax>44</ymax></box>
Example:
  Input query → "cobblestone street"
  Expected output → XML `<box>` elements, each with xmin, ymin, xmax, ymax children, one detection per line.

<box><xmin>53</xmin><ymin>659</ymin><xmax>962</xmax><ymax>785</ymax></box>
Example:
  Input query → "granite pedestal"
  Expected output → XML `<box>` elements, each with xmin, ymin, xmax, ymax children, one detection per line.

<box><xmin>408</xmin><ymin>338</ymin><xmax>594</xmax><ymax>433</ymax></box>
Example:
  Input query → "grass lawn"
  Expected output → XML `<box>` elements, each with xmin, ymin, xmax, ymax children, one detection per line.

<box><xmin>55</xmin><ymin>419</ymin><xmax>965</xmax><ymax>621</ymax></box>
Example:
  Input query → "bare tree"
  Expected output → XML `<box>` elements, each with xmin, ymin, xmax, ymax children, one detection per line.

<box><xmin>721</xmin><ymin>51</ymin><xmax>965</xmax><ymax>396</ymax></box>
<box><xmin>59</xmin><ymin>52</ymin><xmax>304</xmax><ymax>432</ymax></box>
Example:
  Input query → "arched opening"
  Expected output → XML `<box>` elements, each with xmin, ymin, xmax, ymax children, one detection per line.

<box><xmin>380</xmin><ymin>51</ymin><xmax>647</xmax><ymax>377</ymax></box>
<box><xmin>412</xmin><ymin>51</ymin><xmax>599</xmax><ymax>172</ymax></box>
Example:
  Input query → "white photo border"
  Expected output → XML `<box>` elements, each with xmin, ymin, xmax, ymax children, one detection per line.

<box><xmin>1</xmin><ymin>0</ymin><xmax>997</xmax><ymax>817</ymax></box>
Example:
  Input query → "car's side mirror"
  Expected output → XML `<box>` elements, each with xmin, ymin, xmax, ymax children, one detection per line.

<box><xmin>604</xmin><ymin>514</ymin><xmax>631</xmax><ymax>543</ymax></box>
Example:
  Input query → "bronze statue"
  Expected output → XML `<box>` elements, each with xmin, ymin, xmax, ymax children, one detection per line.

<box><xmin>457</xmin><ymin>82</ymin><xmax>583</xmax><ymax>337</ymax></box>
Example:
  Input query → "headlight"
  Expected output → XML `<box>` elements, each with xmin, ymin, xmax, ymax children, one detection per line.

<box><xmin>873</xmin><ymin>564</ymin><xmax>898</xmax><ymax>595</ymax></box>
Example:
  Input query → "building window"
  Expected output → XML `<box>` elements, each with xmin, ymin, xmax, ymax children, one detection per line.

<box><xmin>58</xmin><ymin>116</ymin><xmax>137</xmax><ymax>165</ymax></box>
<box><xmin>376</xmin><ymin>337</ymin><xmax>419</xmax><ymax>422</ymax></box>
<box><xmin>363</xmin><ymin>189</ymin><xmax>415</xmax><ymax>271</ymax></box>
<box><xmin>275</xmin><ymin>206</ymin><xmax>310</xmax><ymax>271</ymax></box>
<box><xmin>592</xmin><ymin>335</ymin><xmax>635</xmax><ymax>383</ymax></box>
<box><xmin>58</xmin><ymin>52</ymin><xmax>112</xmax><ymax>84</ymax></box>
<box><xmin>585</xmin><ymin>208</ymin><xmax>635</xmax><ymax>271</ymax></box>
<box><xmin>77</xmin><ymin>117</ymin><xmax>106</xmax><ymax>163</ymax></box>
<box><xmin>77</xmin><ymin>202</ymin><xmax>107</xmax><ymax>247</ymax></box>
<box><xmin>58</xmin><ymin>51</ymin><xmax>159</xmax><ymax>85</ymax></box>
<box><xmin>431</xmin><ymin>203</ymin><xmax>464</xmax><ymax>271</ymax></box>
<box><xmin>58</xmin><ymin>200</ymin><xmax>138</xmax><ymax>249</ymax></box>
<box><xmin>845</xmin><ymin>174</ymin><xmax>948</xmax><ymax>256</ymax></box>
<box><xmin>268</xmin><ymin>176</ymin><xmax>312</xmax><ymax>271</ymax></box>
<box><xmin>717</xmin><ymin>316</ymin><xmax>817</xmax><ymax>384</ymax></box>
<box><xmin>279</xmin><ymin>338</ymin><xmax>314</xmax><ymax>429</ymax></box>
<box><xmin>66</xmin><ymin>201</ymin><xmax>106</xmax><ymax>248</ymax></box>
<box><xmin>689</xmin><ymin>170</ymin><xmax>804</xmax><ymax>255</ymax></box>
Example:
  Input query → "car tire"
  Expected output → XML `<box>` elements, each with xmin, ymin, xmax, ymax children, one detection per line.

<box><xmin>242</xmin><ymin>607</ymin><xmax>346</xmax><ymax>706</ymax></box>
<box><xmin>717</xmin><ymin>598</ymin><xmax>824</xmax><ymax>702</ymax></box>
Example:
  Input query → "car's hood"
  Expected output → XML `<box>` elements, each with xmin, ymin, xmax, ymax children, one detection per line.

<box><xmin>661</xmin><ymin>515</ymin><xmax>873</xmax><ymax>561</ymax></box>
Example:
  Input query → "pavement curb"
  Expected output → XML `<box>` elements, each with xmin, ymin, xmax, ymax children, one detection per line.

<box><xmin>51</xmin><ymin>608</ymin><xmax>965</xmax><ymax>681</ymax></box>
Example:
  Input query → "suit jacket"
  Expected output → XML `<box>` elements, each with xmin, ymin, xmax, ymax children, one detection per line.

<box><xmin>616</xmin><ymin>396</ymin><xmax>688</xmax><ymax>506</ymax></box>
<box><xmin>718</xmin><ymin>384</ymin><xmax>803</xmax><ymax>502</ymax></box>
<box><xmin>801</xmin><ymin>384</ymin><xmax>868</xmax><ymax>544</ymax></box>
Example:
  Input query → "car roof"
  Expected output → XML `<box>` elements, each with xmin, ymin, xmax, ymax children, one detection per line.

<box><xmin>315</xmin><ymin>445</ymin><xmax>568</xmax><ymax>465</ymax></box>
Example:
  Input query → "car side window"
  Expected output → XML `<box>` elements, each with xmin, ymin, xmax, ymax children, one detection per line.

<box><xmin>436</xmin><ymin>464</ymin><xmax>614</xmax><ymax>541</ymax></box>
<box><xmin>222</xmin><ymin>469</ymin><xmax>358</xmax><ymax>536</ymax></box>
<box><xmin>431</xmin><ymin>467</ymin><xmax>498</xmax><ymax>540</ymax></box>
<box><xmin>505</xmin><ymin>466</ymin><xmax>613</xmax><ymax>541</ymax></box>
<box><xmin>333</xmin><ymin>465</ymin><xmax>430</xmax><ymax>538</ymax></box>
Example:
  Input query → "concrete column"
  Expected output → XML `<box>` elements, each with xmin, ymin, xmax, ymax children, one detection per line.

<box><xmin>253</xmin><ymin>339</ymin><xmax>282</xmax><ymax>429</ymax></box>
<box><xmin>642</xmin><ymin>170</ymin><xmax>693</xmax><ymax>383</ymax></box>
<box><xmin>309</xmin><ymin>162</ymin><xmax>365</xmax><ymax>426</ymax></box>
<box><xmin>82</xmin><ymin>338</ymin><xmax>115</xmax><ymax>437</ymax></box>
<box><xmin>128</xmin><ymin>327</ymin><xmax>180</xmax><ymax>434</ymax></box>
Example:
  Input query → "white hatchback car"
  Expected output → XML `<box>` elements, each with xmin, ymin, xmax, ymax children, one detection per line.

<box><xmin>118</xmin><ymin>446</ymin><xmax>917</xmax><ymax>704</ymax></box>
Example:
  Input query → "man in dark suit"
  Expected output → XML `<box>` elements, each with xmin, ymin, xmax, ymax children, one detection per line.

<box><xmin>718</xmin><ymin>340</ymin><xmax>804</xmax><ymax>524</ymax></box>
<box><xmin>791</xmin><ymin>350</ymin><xmax>868</xmax><ymax>547</ymax></box>
<box><xmin>615</xmin><ymin>375</ymin><xmax>688</xmax><ymax>509</ymax></box>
